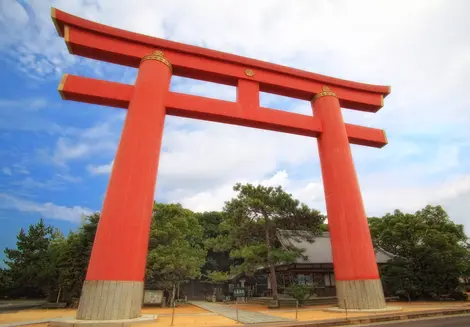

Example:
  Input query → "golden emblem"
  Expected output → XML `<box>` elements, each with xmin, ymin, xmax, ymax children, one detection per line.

<box><xmin>244</xmin><ymin>69</ymin><xmax>255</xmax><ymax>77</ymax></box>
<box><xmin>141</xmin><ymin>50</ymin><xmax>173</xmax><ymax>72</ymax></box>
<box><xmin>312</xmin><ymin>86</ymin><xmax>337</xmax><ymax>102</ymax></box>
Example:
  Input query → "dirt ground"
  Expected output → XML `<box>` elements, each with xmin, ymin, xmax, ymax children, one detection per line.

<box><xmin>0</xmin><ymin>308</ymin><xmax>76</xmax><ymax>323</ymax></box>
<box><xmin>141</xmin><ymin>304</ymin><xmax>208</xmax><ymax>315</ymax></box>
<box><xmin>260</xmin><ymin>301</ymin><xmax>470</xmax><ymax>321</ymax></box>
<box><xmin>13</xmin><ymin>320</ymin><xmax>237</xmax><ymax>327</ymax></box>
<box><xmin>1</xmin><ymin>301</ymin><xmax>469</xmax><ymax>326</ymax></box>
<box><xmin>0</xmin><ymin>304</ymin><xmax>210</xmax><ymax>324</ymax></box>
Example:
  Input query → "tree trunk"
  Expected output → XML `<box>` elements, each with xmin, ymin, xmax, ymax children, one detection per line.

<box><xmin>264</xmin><ymin>217</ymin><xmax>278</xmax><ymax>300</ymax></box>
<box><xmin>171</xmin><ymin>284</ymin><xmax>176</xmax><ymax>307</ymax></box>
<box><xmin>56</xmin><ymin>285</ymin><xmax>62</xmax><ymax>303</ymax></box>
<box><xmin>269</xmin><ymin>264</ymin><xmax>278</xmax><ymax>300</ymax></box>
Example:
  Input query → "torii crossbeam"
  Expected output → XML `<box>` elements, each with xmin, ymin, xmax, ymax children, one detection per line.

<box><xmin>52</xmin><ymin>7</ymin><xmax>391</xmax><ymax>321</ymax></box>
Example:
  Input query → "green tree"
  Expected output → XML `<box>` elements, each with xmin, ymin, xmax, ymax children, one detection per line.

<box><xmin>197</xmin><ymin>211</ymin><xmax>225</xmax><ymax>240</ymax></box>
<box><xmin>207</xmin><ymin>271</ymin><xmax>231</xmax><ymax>283</ymax></box>
<box><xmin>211</xmin><ymin>183</ymin><xmax>324</xmax><ymax>300</ymax></box>
<box><xmin>55</xmin><ymin>213</ymin><xmax>99</xmax><ymax>305</ymax></box>
<box><xmin>3</xmin><ymin>219</ymin><xmax>61</xmax><ymax>298</ymax></box>
<box><xmin>196</xmin><ymin>211</ymin><xmax>232</xmax><ymax>279</ymax></box>
<box><xmin>370</xmin><ymin>205</ymin><xmax>470</xmax><ymax>300</ymax></box>
<box><xmin>0</xmin><ymin>268</ymin><xmax>13</xmax><ymax>297</ymax></box>
<box><xmin>146</xmin><ymin>203</ymin><xmax>207</xmax><ymax>304</ymax></box>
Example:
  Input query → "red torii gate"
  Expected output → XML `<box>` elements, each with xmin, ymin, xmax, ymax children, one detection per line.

<box><xmin>52</xmin><ymin>7</ymin><xmax>390</xmax><ymax>321</ymax></box>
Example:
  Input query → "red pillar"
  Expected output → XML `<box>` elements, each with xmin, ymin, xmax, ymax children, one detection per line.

<box><xmin>312</xmin><ymin>86</ymin><xmax>386</xmax><ymax>309</ymax></box>
<box><xmin>76</xmin><ymin>51</ymin><xmax>172</xmax><ymax>320</ymax></box>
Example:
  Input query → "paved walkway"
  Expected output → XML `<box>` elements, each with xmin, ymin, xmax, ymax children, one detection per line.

<box><xmin>189</xmin><ymin>301</ymin><xmax>293</xmax><ymax>323</ymax></box>
<box><xmin>0</xmin><ymin>319</ymin><xmax>51</xmax><ymax>327</ymax></box>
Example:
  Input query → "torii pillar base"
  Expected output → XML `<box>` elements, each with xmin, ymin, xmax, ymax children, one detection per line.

<box><xmin>49</xmin><ymin>314</ymin><xmax>156</xmax><ymax>327</ymax></box>
<box><xmin>77</xmin><ymin>281</ymin><xmax>144</xmax><ymax>320</ymax></box>
<box><xmin>336</xmin><ymin>279</ymin><xmax>386</xmax><ymax>309</ymax></box>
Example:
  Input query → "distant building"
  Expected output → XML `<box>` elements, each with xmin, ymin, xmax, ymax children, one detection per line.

<box><xmin>181</xmin><ymin>230</ymin><xmax>394</xmax><ymax>300</ymax></box>
<box><xmin>231</xmin><ymin>230</ymin><xmax>394</xmax><ymax>298</ymax></box>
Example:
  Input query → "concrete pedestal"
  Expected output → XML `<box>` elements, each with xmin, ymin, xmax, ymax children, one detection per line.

<box><xmin>77</xmin><ymin>281</ymin><xmax>144</xmax><ymax>320</ymax></box>
<box><xmin>336</xmin><ymin>279</ymin><xmax>386</xmax><ymax>310</ymax></box>
<box><xmin>49</xmin><ymin>314</ymin><xmax>156</xmax><ymax>327</ymax></box>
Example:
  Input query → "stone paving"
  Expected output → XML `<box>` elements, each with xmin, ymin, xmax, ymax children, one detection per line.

<box><xmin>189</xmin><ymin>301</ymin><xmax>293</xmax><ymax>323</ymax></box>
<box><xmin>0</xmin><ymin>319</ymin><xmax>50</xmax><ymax>327</ymax></box>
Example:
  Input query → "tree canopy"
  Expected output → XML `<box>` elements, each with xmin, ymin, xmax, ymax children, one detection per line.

<box><xmin>1</xmin><ymin>188</ymin><xmax>468</xmax><ymax>304</ymax></box>
<box><xmin>3</xmin><ymin>219</ymin><xmax>61</xmax><ymax>298</ymax></box>
<box><xmin>145</xmin><ymin>203</ymin><xmax>206</xmax><ymax>300</ymax></box>
<box><xmin>208</xmin><ymin>183</ymin><xmax>325</xmax><ymax>299</ymax></box>
<box><xmin>369</xmin><ymin>205</ymin><xmax>470</xmax><ymax>300</ymax></box>
<box><xmin>54</xmin><ymin>213</ymin><xmax>99</xmax><ymax>304</ymax></box>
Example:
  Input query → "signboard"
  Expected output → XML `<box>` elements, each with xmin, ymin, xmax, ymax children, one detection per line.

<box><xmin>143</xmin><ymin>290</ymin><xmax>164</xmax><ymax>305</ymax></box>
<box><xmin>233</xmin><ymin>288</ymin><xmax>245</xmax><ymax>298</ymax></box>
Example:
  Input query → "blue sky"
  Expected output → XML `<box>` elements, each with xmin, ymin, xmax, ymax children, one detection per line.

<box><xmin>1</xmin><ymin>0</ymin><xmax>469</xmax><ymax>265</ymax></box>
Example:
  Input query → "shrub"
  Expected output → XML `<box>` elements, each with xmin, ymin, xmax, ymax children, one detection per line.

<box><xmin>285</xmin><ymin>284</ymin><xmax>315</xmax><ymax>305</ymax></box>
<box><xmin>450</xmin><ymin>290</ymin><xmax>468</xmax><ymax>301</ymax></box>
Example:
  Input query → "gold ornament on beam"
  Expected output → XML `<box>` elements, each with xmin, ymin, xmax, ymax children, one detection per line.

<box><xmin>312</xmin><ymin>86</ymin><xmax>337</xmax><ymax>102</ymax></box>
<box><xmin>141</xmin><ymin>50</ymin><xmax>173</xmax><ymax>72</ymax></box>
<box><xmin>244</xmin><ymin>69</ymin><xmax>255</xmax><ymax>77</ymax></box>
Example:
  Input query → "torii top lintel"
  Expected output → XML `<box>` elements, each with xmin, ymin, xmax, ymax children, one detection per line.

<box><xmin>51</xmin><ymin>7</ymin><xmax>390</xmax><ymax>148</ymax></box>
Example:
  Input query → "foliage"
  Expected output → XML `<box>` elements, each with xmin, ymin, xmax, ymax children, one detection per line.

<box><xmin>0</xmin><ymin>268</ymin><xmax>13</xmax><ymax>296</ymax></box>
<box><xmin>3</xmin><ymin>219</ymin><xmax>61</xmax><ymax>298</ymax></box>
<box><xmin>197</xmin><ymin>211</ymin><xmax>225</xmax><ymax>240</ymax></box>
<box><xmin>54</xmin><ymin>213</ymin><xmax>99</xmax><ymax>304</ymax></box>
<box><xmin>145</xmin><ymin>203</ymin><xmax>207</xmax><ymax>295</ymax></box>
<box><xmin>207</xmin><ymin>271</ymin><xmax>231</xmax><ymax>283</ymax></box>
<box><xmin>0</xmin><ymin>214</ymin><xmax>99</xmax><ymax>304</ymax></box>
<box><xmin>2</xmin><ymin>204</ymin><xmax>208</xmax><ymax>304</ymax></box>
<box><xmin>196</xmin><ymin>211</ymin><xmax>232</xmax><ymax>277</ymax></box>
<box><xmin>369</xmin><ymin>205</ymin><xmax>470</xmax><ymax>300</ymax></box>
<box><xmin>209</xmin><ymin>183</ymin><xmax>325</xmax><ymax>299</ymax></box>
<box><xmin>285</xmin><ymin>284</ymin><xmax>314</xmax><ymax>304</ymax></box>
<box><xmin>5</xmin><ymin>192</ymin><xmax>469</xmax><ymax>306</ymax></box>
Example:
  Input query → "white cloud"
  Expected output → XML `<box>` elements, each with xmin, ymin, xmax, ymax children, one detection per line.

<box><xmin>2</xmin><ymin>167</ymin><xmax>12</xmax><ymax>176</ymax></box>
<box><xmin>0</xmin><ymin>0</ymin><xmax>28</xmax><ymax>26</ymax></box>
<box><xmin>0</xmin><ymin>97</ymin><xmax>69</xmax><ymax>134</ymax></box>
<box><xmin>0</xmin><ymin>193</ymin><xmax>92</xmax><ymax>222</ymax></box>
<box><xmin>157</xmin><ymin>116</ymin><xmax>317</xmax><ymax>192</ymax></box>
<box><xmin>47</xmin><ymin>115</ymin><xmax>124</xmax><ymax>166</ymax></box>
<box><xmin>12</xmin><ymin>177</ymin><xmax>62</xmax><ymax>191</ymax></box>
<box><xmin>171</xmin><ymin>77</ymin><xmax>236</xmax><ymax>102</ymax></box>
<box><xmin>87</xmin><ymin>161</ymin><xmax>114</xmax><ymax>175</ymax></box>
<box><xmin>165</xmin><ymin>169</ymin><xmax>470</xmax><ymax>234</ymax></box>
<box><xmin>0</xmin><ymin>97</ymin><xmax>48</xmax><ymax>111</ymax></box>
<box><xmin>10</xmin><ymin>174</ymin><xmax>81</xmax><ymax>192</ymax></box>
<box><xmin>11</xmin><ymin>164</ymin><xmax>30</xmax><ymax>175</ymax></box>
<box><xmin>168</xmin><ymin>170</ymin><xmax>295</xmax><ymax>213</ymax></box>
<box><xmin>56</xmin><ymin>173</ymin><xmax>81</xmax><ymax>183</ymax></box>
<box><xmin>52</xmin><ymin>138</ymin><xmax>90</xmax><ymax>165</ymax></box>
<box><xmin>362</xmin><ymin>175</ymin><xmax>470</xmax><ymax>235</ymax></box>
<box><xmin>363</xmin><ymin>175</ymin><xmax>470</xmax><ymax>216</ymax></box>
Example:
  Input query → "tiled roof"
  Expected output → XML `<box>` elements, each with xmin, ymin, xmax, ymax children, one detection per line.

<box><xmin>276</xmin><ymin>230</ymin><xmax>394</xmax><ymax>264</ymax></box>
